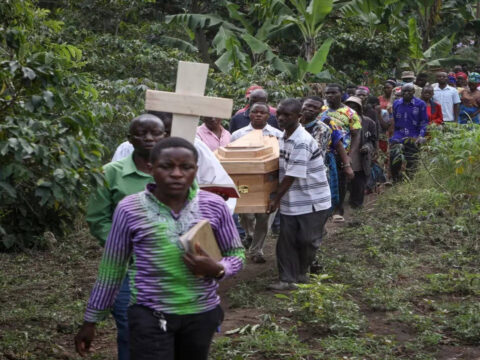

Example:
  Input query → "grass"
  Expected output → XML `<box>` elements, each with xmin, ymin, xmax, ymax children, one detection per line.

<box><xmin>211</xmin><ymin>167</ymin><xmax>480</xmax><ymax>358</ymax></box>
<box><xmin>0</xmin><ymin>227</ymin><xmax>117</xmax><ymax>359</ymax></box>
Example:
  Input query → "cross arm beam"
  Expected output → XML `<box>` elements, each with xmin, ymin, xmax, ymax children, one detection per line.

<box><xmin>145</xmin><ymin>90</ymin><xmax>233</xmax><ymax>119</ymax></box>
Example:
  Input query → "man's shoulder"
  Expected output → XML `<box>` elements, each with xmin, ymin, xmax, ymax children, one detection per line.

<box><xmin>116</xmin><ymin>191</ymin><xmax>143</xmax><ymax>211</ymax></box>
<box><xmin>292</xmin><ymin>126</ymin><xmax>317</xmax><ymax>148</ymax></box>
<box><xmin>340</xmin><ymin>105</ymin><xmax>358</xmax><ymax>118</ymax></box>
<box><xmin>413</xmin><ymin>97</ymin><xmax>426</xmax><ymax>106</ymax></box>
<box><xmin>103</xmin><ymin>155</ymin><xmax>130</xmax><ymax>174</ymax></box>
<box><xmin>232</xmin><ymin>126</ymin><xmax>249</xmax><ymax>136</ymax></box>
<box><xmin>197</xmin><ymin>190</ymin><xmax>229</xmax><ymax>211</ymax></box>
<box><xmin>265</xmin><ymin>124</ymin><xmax>283</xmax><ymax>136</ymax></box>
<box><xmin>314</xmin><ymin>119</ymin><xmax>331</xmax><ymax>131</ymax></box>
<box><xmin>362</xmin><ymin>116</ymin><xmax>375</xmax><ymax>126</ymax></box>
<box><xmin>230</xmin><ymin>111</ymin><xmax>245</xmax><ymax>122</ymax></box>
<box><xmin>234</xmin><ymin>107</ymin><xmax>247</xmax><ymax>116</ymax></box>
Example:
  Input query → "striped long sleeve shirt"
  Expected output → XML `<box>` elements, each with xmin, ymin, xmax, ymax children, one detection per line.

<box><xmin>84</xmin><ymin>183</ymin><xmax>245</xmax><ymax>322</ymax></box>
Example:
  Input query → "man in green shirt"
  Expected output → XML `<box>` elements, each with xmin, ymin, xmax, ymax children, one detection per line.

<box><xmin>86</xmin><ymin>113</ymin><xmax>165</xmax><ymax>360</ymax></box>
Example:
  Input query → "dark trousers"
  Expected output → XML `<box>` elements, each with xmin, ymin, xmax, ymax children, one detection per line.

<box><xmin>390</xmin><ymin>142</ymin><xmax>419</xmax><ymax>182</ymax></box>
<box><xmin>128</xmin><ymin>305</ymin><xmax>223</xmax><ymax>360</ymax></box>
<box><xmin>334</xmin><ymin>156</ymin><xmax>347</xmax><ymax>216</ymax></box>
<box><xmin>349</xmin><ymin>170</ymin><xmax>367</xmax><ymax>208</ymax></box>
<box><xmin>277</xmin><ymin>210</ymin><xmax>329</xmax><ymax>283</ymax></box>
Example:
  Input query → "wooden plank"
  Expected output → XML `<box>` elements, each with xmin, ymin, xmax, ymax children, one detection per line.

<box><xmin>145</xmin><ymin>91</ymin><xmax>233</xmax><ymax>119</ymax></box>
<box><xmin>143</xmin><ymin>61</ymin><xmax>234</xmax><ymax>144</ymax></box>
<box><xmin>220</xmin><ymin>158</ymin><xmax>279</xmax><ymax>174</ymax></box>
<box><xmin>176</xmin><ymin>61</ymin><xmax>209</xmax><ymax>94</ymax></box>
<box><xmin>170</xmin><ymin>114</ymin><xmax>199</xmax><ymax>144</ymax></box>
<box><xmin>171</xmin><ymin>62</ymin><xmax>228</xmax><ymax>143</ymax></box>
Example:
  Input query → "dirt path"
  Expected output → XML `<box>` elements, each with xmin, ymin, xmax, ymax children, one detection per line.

<box><xmin>217</xmin><ymin>194</ymin><xmax>378</xmax><ymax>334</ymax></box>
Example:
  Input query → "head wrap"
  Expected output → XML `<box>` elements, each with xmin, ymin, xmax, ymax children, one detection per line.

<box><xmin>357</xmin><ymin>85</ymin><xmax>370</xmax><ymax>94</ymax></box>
<box><xmin>245</xmin><ymin>85</ymin><xmax>263</xmax><ymax>98</ymax></box>
<box><xmin>386</xmin><ymin>79</ymin><xmax>397</xmax><ymax>87</ymax></box>
<box><xmin>455</xmin><ymin>72</ymin><xmax>467</xmax><ymax>80</ymax></box>
<box><xmin>468</xmin><ymin>72</ymin><xmax>480</xmax><ymax>84</ymax></box>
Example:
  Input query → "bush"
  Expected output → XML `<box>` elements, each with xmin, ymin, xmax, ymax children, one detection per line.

<box><xmin>277</xmin><ymin>274</ymin><xmax>365</xmax><ymax>335</ymax></box>
<box><xmin>424</xmin><ymin>124</ymin><xmax>480</xmax><ymax>199</ymax></box>
<box><xmin>0</xmin><ymin>0</ymin><xmax>104</xmax><ymax>249</ymax></box>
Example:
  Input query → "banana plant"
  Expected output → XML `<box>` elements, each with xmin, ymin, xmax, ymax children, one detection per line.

<box><xmin>279</xmin><ymin>0</ymin><xmax>334</xmax><ymax>61</ymax></box>
<box><xmin>165</xmin><ymin>0</ymin><xmax>334</xmax><ymax>80</ymax></box>
<box><xmin>406</xmin><ymin>17</ymin><xmax>457</xmax><ymax>73</ymax></box>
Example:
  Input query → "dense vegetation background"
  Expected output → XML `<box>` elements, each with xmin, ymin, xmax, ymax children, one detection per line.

<box><xmin>1</xmin><ymin>0</ymin><xmax>480</xmax><ymax>247</ymax></box>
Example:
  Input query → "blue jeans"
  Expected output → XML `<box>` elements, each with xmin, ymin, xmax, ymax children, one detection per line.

<box><xmin>111</xmin><ymin>276</ymin><xmax>130</xmax><ymax>360</ymax></box>
<box><xmin>233</xmin><ymin>214</ymin><xmax>245</xmax><ymax>238</ymax></box>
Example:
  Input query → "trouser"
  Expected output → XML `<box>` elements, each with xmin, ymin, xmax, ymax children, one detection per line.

<box><xmin>111</xmin><ymin>276</ymin><xmax>130</xmax><ymax>360</ymax></box>
<box><xmin>349</xmin><ymin>170</ymin><xmax>367</xmax><ymax>208</ymax></box>
<box><xmin>272</xmin><ymin>211</ymin><xmax>281</xmax><ymax>229</ymax></box>
<box><xmin>128</xmin><ymin>305</ymin><xmax>224</xmax><ymax>360</ymax></box>
<box><xmin>240</xmin><ymin>212</ymin><xmax>276</xmax><ymax>256</ymax></box>
<box><xmin>390</xmin><ymin>142</ymin><xmax>419</xmax><ymax>182</ymax></box>
<box><xmin>277</xmin><ymin>209</ymin><xmax>329</xmax><ymax>283</ymax></box>
<box><xmin>334</xmin><ymin>155</ymin><xmax>347</xmax><ymax>216</ymax></box>
<box><xmin>232</xmin><ymin>214</ymin><xmax>245</xmax><ymax>238</ymax></box>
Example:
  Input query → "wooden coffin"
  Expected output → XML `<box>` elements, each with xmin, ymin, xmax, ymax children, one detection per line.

<box><xmin>215</xmin><ymin>130</ymin><xmax>279</xmax><ymax>213</ymax></box>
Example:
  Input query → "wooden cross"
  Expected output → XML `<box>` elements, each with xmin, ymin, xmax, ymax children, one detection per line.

<box><xmin>145</xmin><ymin>61</ymin><xmax>233</xmax><ymax>143</ymax></box>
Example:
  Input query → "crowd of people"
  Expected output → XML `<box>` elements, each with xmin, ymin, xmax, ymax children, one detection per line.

<box><xmin>74</xmin><ymin>65</ymin><xmax>478</xmax><ymax>359</ymax></box>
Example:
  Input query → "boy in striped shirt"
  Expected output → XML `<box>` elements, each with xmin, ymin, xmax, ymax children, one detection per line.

<box><xmin>75</xmin><ymin>137</ymin><xmax>245</xmax><ymax>359</ymax></box>
<box><xmin>267</xmin><ymin>99</ymin><xmax>331</xmax><ymax>290</ymax></box>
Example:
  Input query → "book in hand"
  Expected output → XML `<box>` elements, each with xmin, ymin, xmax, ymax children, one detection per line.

<box><xmin>179</xmin><ymin>220</ymin><xmax>223</xmax><ymax>261</ymax></box>
<box><xmin>199</xmin><ymin>184</ymin><xmax>240</xmax><ymax>199</ymax></box>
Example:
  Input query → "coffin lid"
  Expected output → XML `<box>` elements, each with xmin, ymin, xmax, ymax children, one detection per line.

<box><xmin>216</xmin><ymin>130</ymin><xmax>279</xmax><ymax>161</ymax></box>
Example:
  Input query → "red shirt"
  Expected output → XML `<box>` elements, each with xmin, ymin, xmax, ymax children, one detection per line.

<box><xmin>378</xmin><ymin>95</ymin><xmax>392</xmax><ymax>111</ymax></box>
<box><xmin>426</xmin><ymin>101</ymin><xmax>443</xmax><ymax>125</ymax></box>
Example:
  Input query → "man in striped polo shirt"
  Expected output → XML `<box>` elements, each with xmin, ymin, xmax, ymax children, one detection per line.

<box><xmin>75</xmin><ymin>137</ymin><xmax>245</xmax><ymax>359</ymax></box>
<box><xmin>267</xmin><ymin>98</ymin><xmax>331</xmax><ymax>290</ymax></box>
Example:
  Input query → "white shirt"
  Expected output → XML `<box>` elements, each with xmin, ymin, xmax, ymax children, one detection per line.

<box><xmin>279</xmin><ymin>125</ymin><xmax>331</xmax><ymax>216</ymax></box>
<box><xmin>230</xmin><ymin>123</ymin><xmax>283</xmax><ymax>142</ymax></box>
<box><xmin>111</xmin><ymin>139</ymin><xmax>237</xmax><ymax>214</ymax></box>
<box><xmin>433</xmin><ymin>84</ymin><xmax>461</xmax><ymax>122</ymax></box>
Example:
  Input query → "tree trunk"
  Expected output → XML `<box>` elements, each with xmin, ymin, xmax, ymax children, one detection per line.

<box><xmin>195</xmin><ymin>29</ymin><xmax>212</xmax><ymax>64</ymax></box>
<box><xmin>305</xmin><ymin>37</ymin><xmax>315</xmax><ymax>62</ymax></box>
<box><xmin>190</xmin><ymin>0</ymin><xmax>212</xmax><ymax>64</ymax></box>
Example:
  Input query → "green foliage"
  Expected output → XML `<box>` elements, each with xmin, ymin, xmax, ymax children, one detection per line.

<box><xmin>426</xmin><ymin>270</ymin><xmax>480</xmax><ymax>295</ymax></box>
<box><xmin>227</xmin><ymin>280</ymin><xmax>274</xmax><ymax>309</ymax></box>
<box><xmin>208</xmin><ymin>65</ymin><xmax>308</xmax><ymax>112</ymax></box>
<box><xmin>424</xmin><ymin>124</ymin><xmax>480</xmax><ymax>199</ymax></box>
<box><xmin>62</xmin><ymin>0</ymin><xmax>159</xmax><ymax>34</ymax></box>
<box><xmin>406</xmin><ymin>17</ymin><xmax>459</xmax><ymax>73</ymax></box>
<box><xmin>210</xmin><ymin>315</ymin><xmax>312</xmax><ymax>359</ymax></box>
<box><xmin>319</xmin><ymin>20</ymin><xmax>407</xmax><ymax>85</ymax></box>
<box><xmin>277</xmin><ymin>274</ymin><xmax>365</xmax><ymax>335</ymax></box>
<box><xmin>281</xmin><ymin>0</ymin><xmax>334</xmax><ymax>60</ymax></box>
<box><xmin>319</xmin><ymin>335</ymin><xmax>399</xmax><ymax>359</ymax></box>
<box><xmin>449</xmin><ymin>302</ymin><xmax>480</xmax><ymax>344</ymax></box>
<box><xmin>0</xmin><ymin>0</ymin><xmax>103</xmax><ymax>249</ymax></box>
<box><xmin>166</xmin><ymin>0</ymin><xmax>334</xmax><ymax>80</ymax></box>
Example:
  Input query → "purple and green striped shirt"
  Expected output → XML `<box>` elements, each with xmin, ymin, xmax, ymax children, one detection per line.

<box><xmin>84</xmin><ymin>183</ymin><xmax>245</xmax><ymax>323</ymax></box>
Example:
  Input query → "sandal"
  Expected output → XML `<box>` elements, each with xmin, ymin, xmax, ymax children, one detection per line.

<box><xmin>332</xmin><ymin>214</ymin><xmax>345</xmax><ymax>223</ymax></box>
